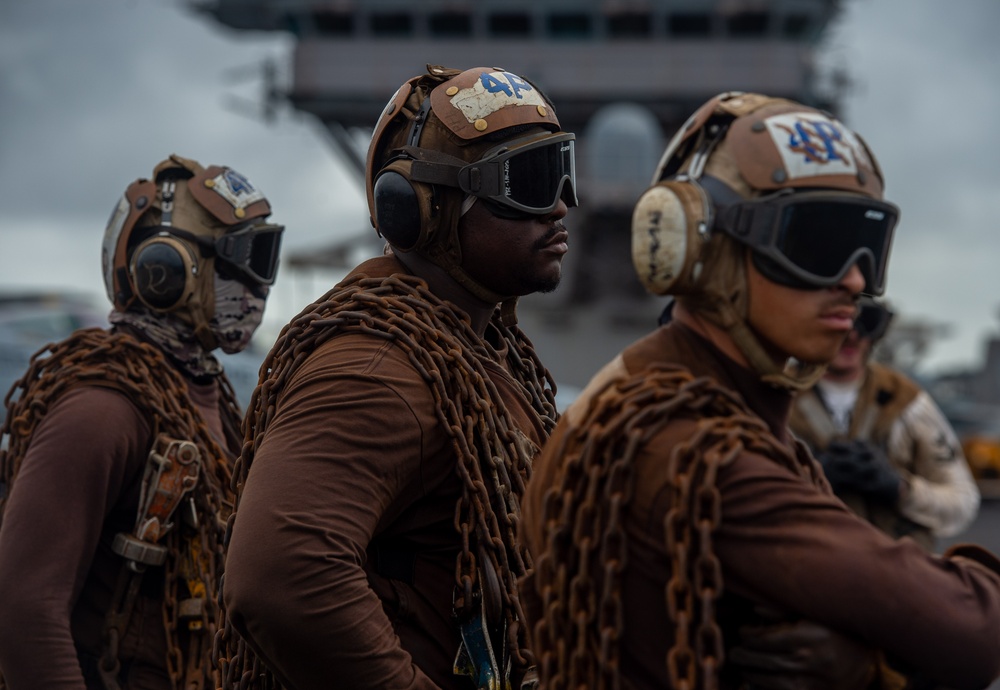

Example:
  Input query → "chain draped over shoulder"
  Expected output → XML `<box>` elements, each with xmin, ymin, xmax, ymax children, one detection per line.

<box><xmin>529</xmin><ymin>364</ymin><xmax>827</xmax><ymax>690</ymax></box>
<box><xmin>215</xmin><ymin>271</ymin><xmax>558</xmax><ymax>690</ymax></box>
<box><xmin>0</xmin><ymin>327</ymin><xmax>239</xmax><ymax>690</ymax></box>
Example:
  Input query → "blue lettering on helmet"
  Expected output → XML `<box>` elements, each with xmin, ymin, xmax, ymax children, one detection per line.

<box><xmin>479</xmin><ymin>72</ymin><xmax>534</xmax><ymax>100</ymax></box>
<box><xmin>223</xmin><ymin>169</ymin><xmax>255</xmax><ymax>196</ymax></box>
<box><xmin>480</xmin><ymin>72</ymin><xmax>512</xmax><ymax>97</ymax></box>
<box><xmin>504</xmin><ymin>73</ymin><xmax>532</xmax><ymax>99</ymax></box>
<box><xmin>784</xmin><ymin>118</ymin><xmax>845</xmax><ymax>165</ymax></box>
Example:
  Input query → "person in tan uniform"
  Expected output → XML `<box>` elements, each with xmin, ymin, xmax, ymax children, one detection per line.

<box><xmin>520</xmin><ymin>92</ymin><xmax>1000</xmax><ymax>690</ymax></box>
<box><xmin>790</xmin><ymin>297</ymin><xmax>980</xmax><ymax>551</ymax></box>
<box><xmin>217</xmin><ymin>65</ymin><xmax>575</xmax><ymax>690</ymax></box>
<box><xmin>0</xmin><ymin>155</ymin><xmax>284</xmax><ymax>690</ymax></box>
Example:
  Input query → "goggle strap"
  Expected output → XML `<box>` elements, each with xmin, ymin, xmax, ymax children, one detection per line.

<box><xmin>409</xmin><ymin>160</ymin><xmax>461</xmax><ymax>188</ymax></box>
<box><xmin>400</xmin><ymin>146</ymin><xmax>468</xmax><ymax>189</ymax></box>
<box><xmin>399</xmin><ymin>136</ymin><xmax>575</xmax><ymax>212</ymax></box>
<box><xmin>139</xmin><ymin>225</ymin><xmax>282</xmax><ymax>284</ymax></box>
<box><xmin>145</xmin><ymin>226</ymin><xmax>213</xmax><ymax>256</ymax></box>
<box><xmin>700</xmin><ymin>174</ymin><xmax>746</xmax><ymax>208</ymax></box>
<box><xmin>715</xmin><ymin>203</ymin><xmax>760</xmax><ymax>241</ymax></box>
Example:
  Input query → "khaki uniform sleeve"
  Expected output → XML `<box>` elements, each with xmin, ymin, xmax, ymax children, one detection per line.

<box><xmin>891</xmin><ymin>391</ymin><xmax>980</xmax><ymax>537</ymax></box>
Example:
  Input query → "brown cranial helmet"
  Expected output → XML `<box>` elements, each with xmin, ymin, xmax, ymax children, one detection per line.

<box><xmin>630</xmin><ymin>92</ymin><xmax>898</xmax><ymax>388</ymax></box>
<box><xmin>366</xmin><ymin>65</ymin><xmax>577</xmax><ymax>303</ymax></box>
<box><xmin>101</xmin><ymin>154</ymin><xmax>284</xmax><ymax>350</ymax></box>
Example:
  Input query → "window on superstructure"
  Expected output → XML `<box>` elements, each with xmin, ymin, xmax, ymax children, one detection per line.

<box><xmin>783</xmin><ymin>13</ymin><xmax>813</xmax><ymax>39</ymax></box>
<box><xmin>313</xmin><ymin>11</ymin><xmax>353</xmax><ymax>36</ymax></box>
<box><xmin>669</xmin><ymin>12</ymin><xmax>711</xmax><ymax>37</ymax></box>
<box><xmin>608</xmin><ymin>12</ymin><xmax>652</xmax><ymax>38</ymax></box>
<box><xmin>547</xmin><ymin>12</ymin><xmax>592</xmax><ymax>39</ymax></box>
<box><xmin>489</xmin><ymin>12</ymin><xmax>532</xmax><ymax>37</ymax></box>
<box><xmin>370</xmin><ymin>12</ymin><xmax>412</xmax><ymax>37</ymax></box>
<box><xmin>726</xmin><ymin>12</ymin><xmax>769</xmax><ymax>37</ymax></box>
<box><xmin>430</xmin><ymin>11</ymin><xmax>472</xmax><ymax>37</ymax></box>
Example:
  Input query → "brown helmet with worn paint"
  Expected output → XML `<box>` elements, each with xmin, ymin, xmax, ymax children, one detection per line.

<box><xmin>631</xmin><ymin>92</ymin><xmax>898</xmax><ymax>388</ymax></box>
<box><xmin>366</xmin><ymin>65</ymin><xmax>577</xmax><ymax>303</ymax></box>
<box><xmin>101</xmin><ymin>154</ymin><xmax>283</xmax><ymax>349</ymax></box>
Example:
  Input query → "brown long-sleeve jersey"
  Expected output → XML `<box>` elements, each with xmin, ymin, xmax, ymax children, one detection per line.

<box><xmin>522</xmin><ymin>322</ymin><xmax>1000</xmax><ymax>690</ymax></box>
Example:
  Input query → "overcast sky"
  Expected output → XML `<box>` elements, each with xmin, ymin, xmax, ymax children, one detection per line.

<box><xmin>1</xmin><ymin>0</ymin><xmax>998</xmax><ymax>376</ymax></box>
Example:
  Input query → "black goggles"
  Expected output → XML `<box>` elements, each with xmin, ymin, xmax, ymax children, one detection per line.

<box><xmin>715</xmin><ymin>189</ymin><xmax>898</xmax><ymax>295</ymax></box>
<box><xmin>456</xmin><ymin>132</ymin><xmax>579</xmax><ymax>216</ymax></box>
<box><xmin>853</xmin><ymin>299</ymin><xmax>893</xmax><ymax>340</ymax></box>
<box><xmin>169</xmin><ymin>222</ymin><xmax>284</xmax><ymax>286</ymax></box>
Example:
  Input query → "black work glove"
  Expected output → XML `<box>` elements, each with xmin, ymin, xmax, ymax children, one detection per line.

<box><xmin>817</xmin><ymin>439</ymin><xmax>901</xmax><ymax>505</ymax></box>
<box><xmin>730</xmin><ymin>613</ymin><xmax>878</xmax><ymax>690</ymax></box>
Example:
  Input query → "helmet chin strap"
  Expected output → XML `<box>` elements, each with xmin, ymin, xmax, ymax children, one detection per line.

<box><xmin>412</xmin><ymin>224</ymin><xmax>520</xmax><ymax>327</ymax></box>
<box><xmin>446</xmin><ymin>195</ymin><xmax>519</xmax><ymax>325</ymax></box>
<box><xmin>394</xmin><ymin>242</ymin><xmax>520</xmax><ymax>328</ymax></box>
<box><xmin>724</xmin><ymin>310</ymin><xmax>827</xmax><ymax>391</ymax></box>
<box><xmin>443</xmin><ymin>262</ymin><xmax>518</xmax><ymax>327</ymax></box>
<box><xmin>692</xmin><ymin>238</ymin><xmax>827</xmax><ymax>391</ymax></box>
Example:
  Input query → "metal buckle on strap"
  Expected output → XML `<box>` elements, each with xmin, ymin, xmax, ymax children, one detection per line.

<box><xmin>111</xmin><ymin>436</ymin><xmax>203</xmax><ymax>573</ymax></box>
<box><xmin>111</xmin><ymin>533</ymin><xmax>168</xmax><ymax>571</ymax></box>
<box><xmin>135</xmin><ymin>438</ymin><xmax>201</xmax><ymax>542</ymax></box>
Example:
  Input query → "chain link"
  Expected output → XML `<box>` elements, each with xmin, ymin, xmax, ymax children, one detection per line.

<box><xmin>531</xmin><ymin>366</ymin><xmax>827</xmax><ymax>690</ymax></box>
<box><xmin>216</xmin><ymin>272</ymin><xmax>557</xmax><ymax>688</ymax></box>
<box><xmin>0</xmin><ymin>328</ymin><xmax>239</xmax><ymax>690</ymax></box>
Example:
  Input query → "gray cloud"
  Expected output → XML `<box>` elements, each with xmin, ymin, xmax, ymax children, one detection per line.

<box><xmin>0</xmin><ymin>0</ymin><xmax>368</xmax><ymax>343</ymax></box>
<box><xmin>820</xmin><ymin>0</ymin><xmax>1000</xmax><ymax>373</ymax></box>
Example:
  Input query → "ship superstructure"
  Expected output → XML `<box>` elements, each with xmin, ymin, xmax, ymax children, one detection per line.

<box><xmin>191</xmin><ymin>0</ymin><xmax>844</xmax><ymax>387</ymax></box>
